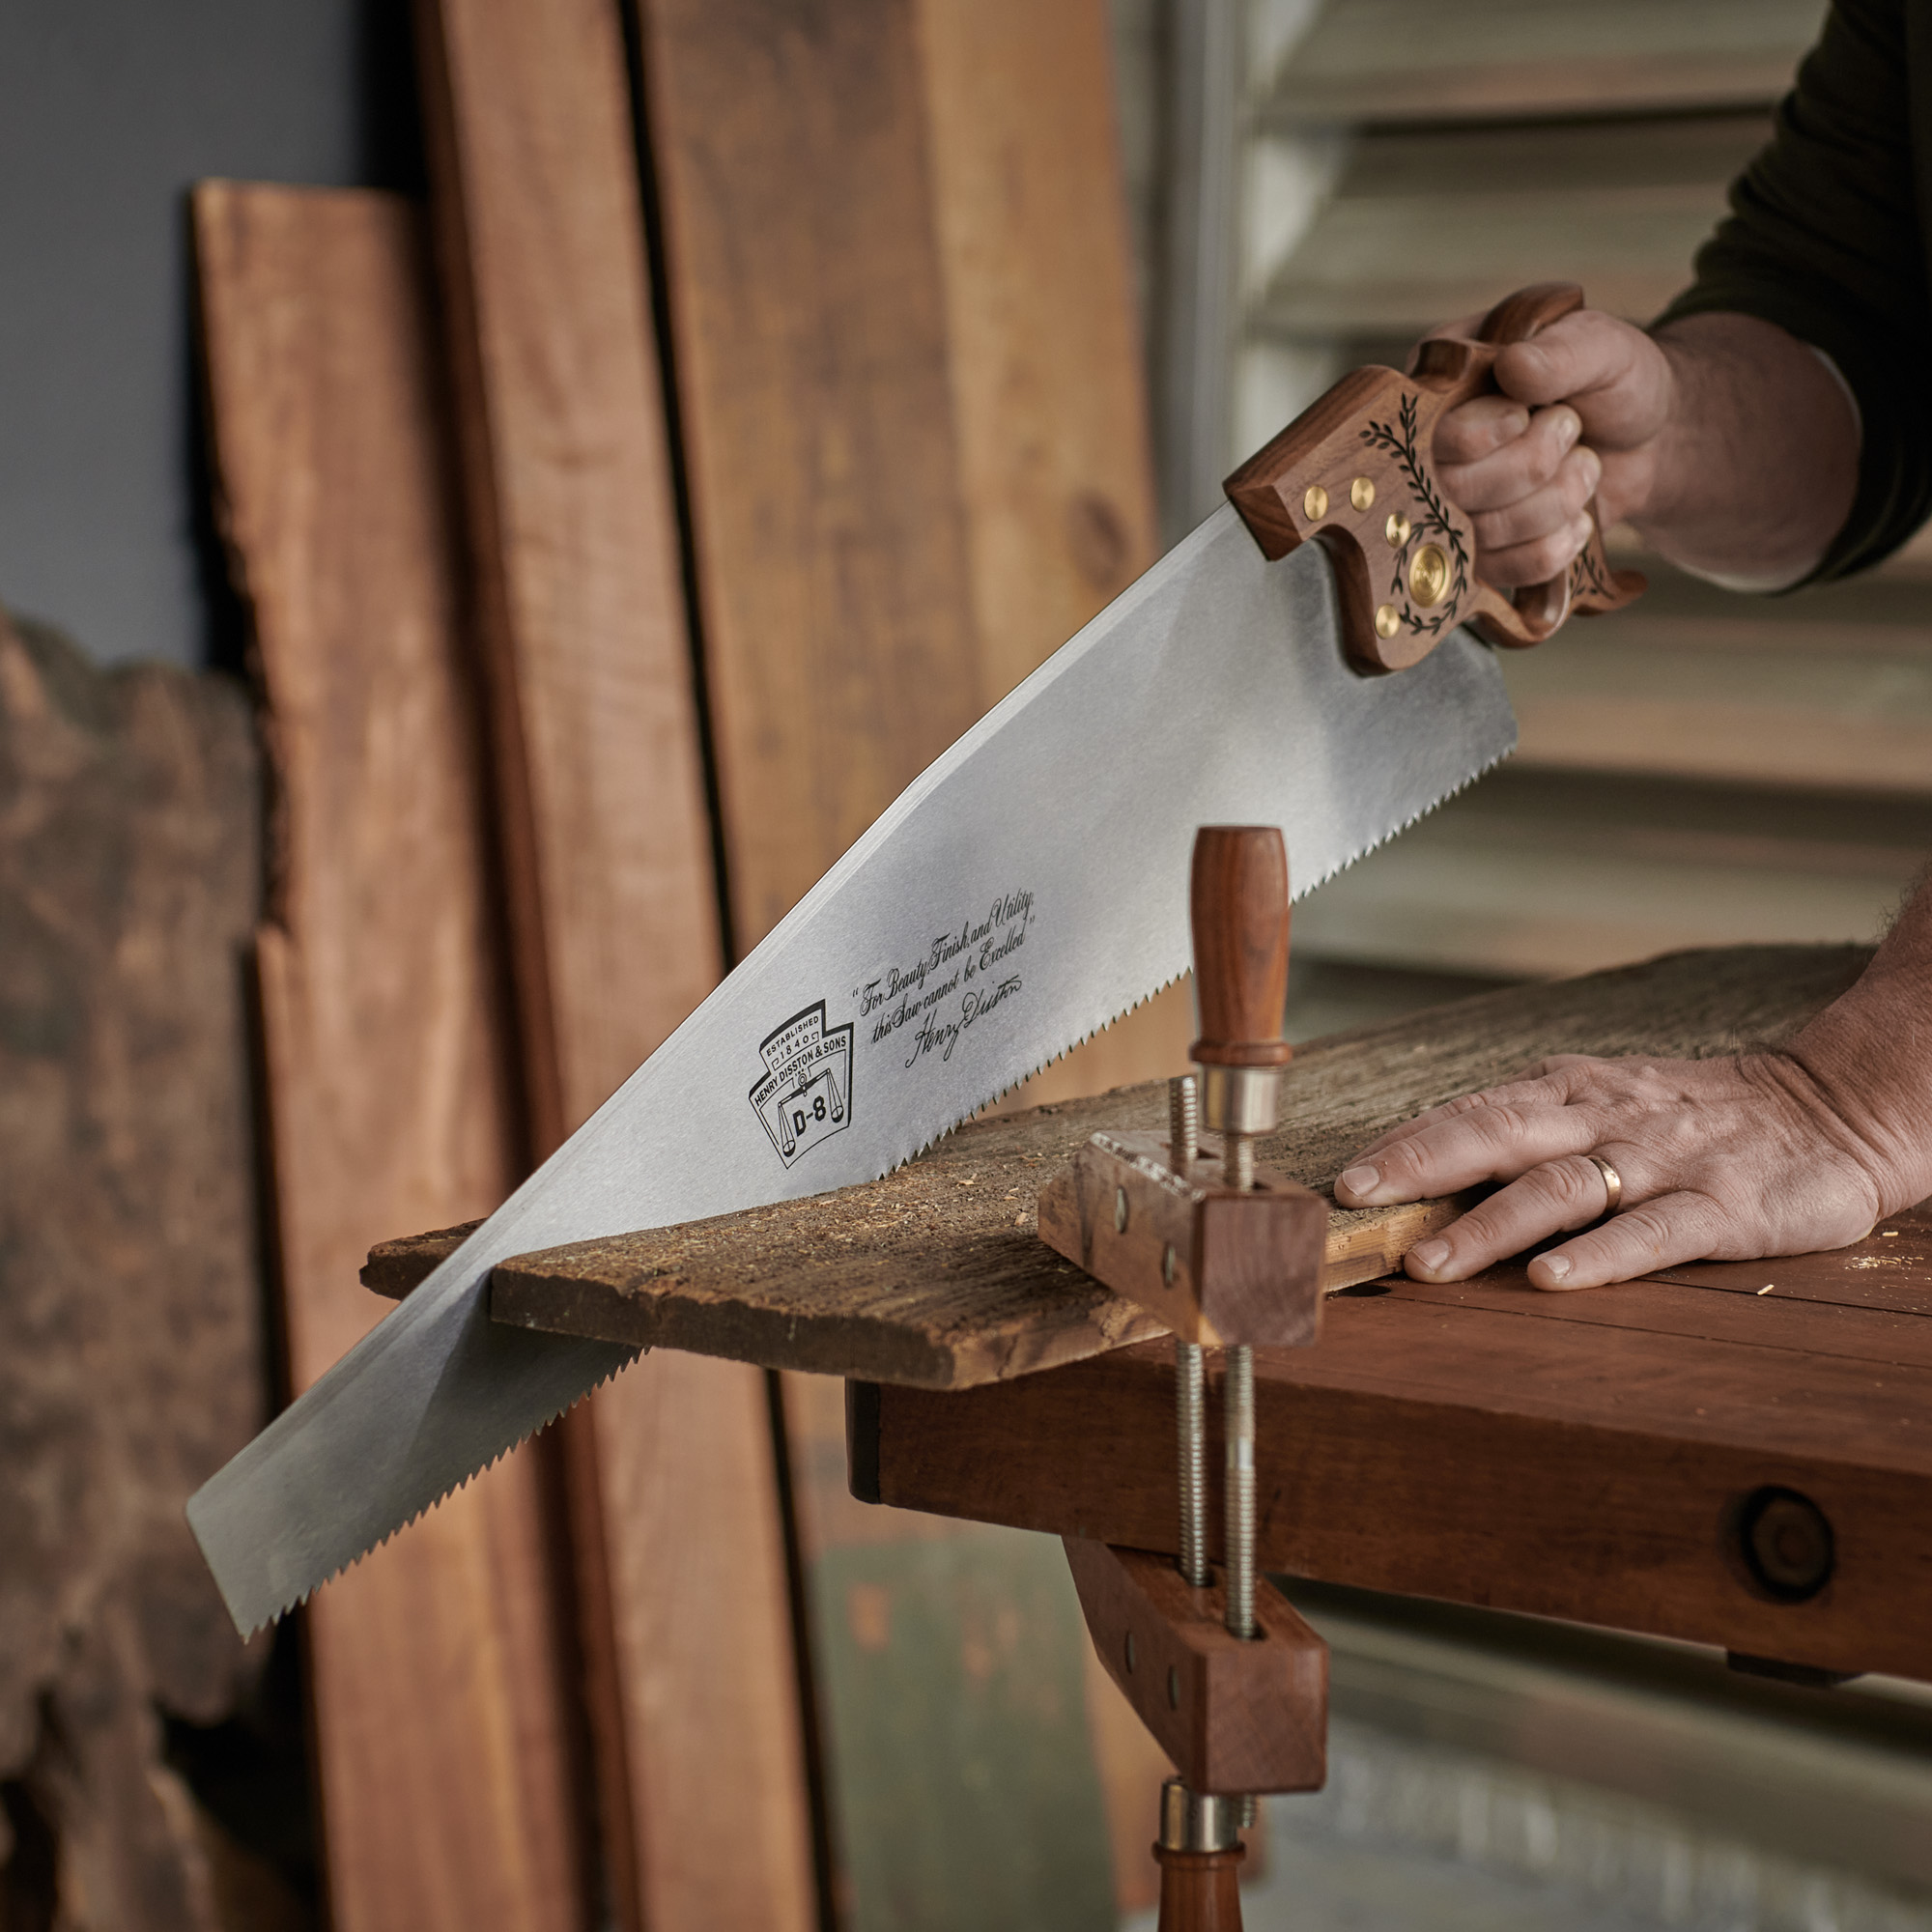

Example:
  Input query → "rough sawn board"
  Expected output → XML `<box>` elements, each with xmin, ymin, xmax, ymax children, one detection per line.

<box><xmin>368</xmin><ymin>943</ymin><xmax>1872</xmax><ymax>1387</ymax></box>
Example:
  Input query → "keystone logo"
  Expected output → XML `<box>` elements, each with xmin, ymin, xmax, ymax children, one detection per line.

<box><xmin>749</xmin><ymin>1001</ymin><xmax>854</xmax><ymax>1167</ymax></box>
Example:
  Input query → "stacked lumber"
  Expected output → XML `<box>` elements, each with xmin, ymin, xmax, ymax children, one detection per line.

<box><xmin>197</xmin><ymin>182</ymin><xmax>587</xmax><ymax>1932</ymax></box>
<box><xmin>193</xmin><ymin>0</ymin><xmax>1179</xmax><ymax>1920</ymax></box>
<box><xmin>634</xmin><ymin>0</ymin><xmax>1176</xmax><ymax>1913</ymax></box>
<box><xmin>414</xmin><ymin>2</ymin><xmax>811</xmax><ymax>1924</ymax></box>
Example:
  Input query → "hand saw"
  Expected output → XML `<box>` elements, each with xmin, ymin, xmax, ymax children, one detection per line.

<box><xmin>189</xmin><ymin>282</ymin><xmax>1641</xmax><ymax>1635</ymax></box>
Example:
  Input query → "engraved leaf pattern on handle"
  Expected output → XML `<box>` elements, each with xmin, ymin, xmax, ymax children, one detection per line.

<box><xmin>1358</xmin><ymin>393</ymin><xmax>1472</xmax><ymax>639</ymax></box>
<box><xmin>1571</xmin><ymin>538</ymin><xmax>1615</xmax><ymax>602</ymax></box>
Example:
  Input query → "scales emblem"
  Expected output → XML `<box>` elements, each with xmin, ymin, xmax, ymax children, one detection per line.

<box><xmin>749</xmin><ymin>1001</ymin><xmax>854</xmax><ymax>1167</ymax></box>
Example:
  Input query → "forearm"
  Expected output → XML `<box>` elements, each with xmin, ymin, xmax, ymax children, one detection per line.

<box><xmin>1633</xmin><ymin>312</ymin><xmax>1860</xmax><ymax>586</ymax></box>
<box><xmin>1784</xmin><ymin>871</ymin><xmax>1932</xmax><ymax>1215</ymax></box>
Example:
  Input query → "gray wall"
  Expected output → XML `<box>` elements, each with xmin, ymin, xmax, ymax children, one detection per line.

<box><xmin>0</xmin><ymin>0</ymin><xmax>419</xmax><ymax>668</ymax></box>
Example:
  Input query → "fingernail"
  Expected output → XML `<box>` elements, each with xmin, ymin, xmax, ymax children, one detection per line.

<box><xmin>1410</xmin><ymin>1238</ymin><xmax>1450</xmax><ymax>1273</ymax></box>
<box><xmin>1542</xmin><ymin>1254</ymin><xmax>1572</xmax><ymax>1283</ymax></box>
<box><xmin>1555</xmin><ymin>409</ymin><xmax>1581</xmax><ymax>448</ymax></box>
<box><xmin>1339</xmin><ymin>1164</ymin><xmax>1379</xmax><ymax>1200</ymax></box>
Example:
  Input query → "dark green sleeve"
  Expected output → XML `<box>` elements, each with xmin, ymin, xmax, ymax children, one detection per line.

<box><xmin>1655</xmin><ymin>0</ymin><xmax>1932</xmax><ymax>582</ymax></box>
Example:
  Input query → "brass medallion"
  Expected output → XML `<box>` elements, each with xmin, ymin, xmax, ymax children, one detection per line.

<box><xmin>1384</xmin><ymin>512</ymin><xmax>1411</xmax><ymax>548</ymax></box>
<box><xmin>1374</xmin><ymin>604</ymin><xmax>1401</xmax><ymax>639</ymax></box>
<box><xmin>1408</xmin><ymin>542</ymin><xmax>1451</xmax><ymax>609</ymax></box>
<box><xmin>1303</xmin><ymin>484</ymin><xmax>1329</xmax><ymax>522</ymax></box>
<box><xmin>1350</xmin><ymin>476</ymin><xmax>1376</xmax><ymax>511</ymax></box>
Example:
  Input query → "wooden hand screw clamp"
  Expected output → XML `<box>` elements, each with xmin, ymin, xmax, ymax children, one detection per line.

<box><xmin>1041</xmin><ymin>828</ymin><xmax>1331</xmax><ymax>1930</ymax></box>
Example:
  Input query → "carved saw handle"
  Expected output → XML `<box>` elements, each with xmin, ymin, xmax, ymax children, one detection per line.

<box><xmin>1223</xmin><ymin>282</ymin><xmax>1644</xmax><ymax>674</ymax></box>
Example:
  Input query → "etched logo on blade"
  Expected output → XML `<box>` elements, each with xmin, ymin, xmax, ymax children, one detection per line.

<box><xmin>750</xmin><ymin>1002</ymin><xmax>854</xmax><ymax>1167</ymax></box>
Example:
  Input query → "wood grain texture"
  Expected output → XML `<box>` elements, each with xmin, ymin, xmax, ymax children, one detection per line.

<box><xmin>0</xmin><ymin>612</ymin><xmax>265</xmax><ymax>1929</ymax></box>
<box><xmin>868</xmin><ymin>1257</ymin><xmax>1932</xmax><ymax>1683</ymax></box>
<box><xmin>1188</xmin><ymin>828</ymin><xmax>1293</xmax><ymax>1065</ymax></box>
<box><xmin>915</xmin><ymin>0</ymin><xmax>1179</xmax><ymax>1110</ymax></box>
<box><xmin>370</xmin><ymin>945</ymin><xmax>1871</xmax><ymax>1386</ymax></box>
<box><xmin>634</xmin><ymin>4</ymin><xmax>1160</xmax><ymax>1918</ymax></box>
<box><xmin>414</xmin><ymin>0</ymin><xmax>718</xmax><ymax>1148</ymax></box>
<box><xmin>1037</xmin><ymin>1133</ymin><xmax>1328</xmax><ymax>1348</ymax></box>
<box><xmin>1063</xmin><ymin>1544</ymin><xmax>1326</xmax><ymax>1796</ymax></box>
<box><xmin>195</xmin><ymin>182</ymin><xmax>585</xmax><ymax>1932</ymax></box>
<box><xmin>414</xmin><ymin>6</ymin><xmax>813</xmax><ymax>1926</ymax></box>
<box><xmin>636</xmin><ymin>0</ymin><xmax>979</xmax><ymax>952</ymax></box>
<box><xmin>1152</xmin><ymin>1844</ymin><xmax>1246</xmax><ymax>1932</ymax></box>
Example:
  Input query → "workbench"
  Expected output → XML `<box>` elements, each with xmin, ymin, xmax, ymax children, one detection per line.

<box><xmin>373</xmin><ymin>943</ymin><xmax>1930</xmax><ymax>1686</ymax></box>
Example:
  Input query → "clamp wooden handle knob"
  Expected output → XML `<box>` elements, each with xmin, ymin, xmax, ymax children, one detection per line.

<box><xmin>1188</xmin><ymin>827</ymin><xmax>1293</xmax><ymax>1070</ymax></box>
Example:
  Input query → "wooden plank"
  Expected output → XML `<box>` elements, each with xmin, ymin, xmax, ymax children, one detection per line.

<box><xmin>368</xmin><ymin>945</ymin><xmax>1871</xmax><ymax>1386</ymax></box>
<box><xmin>913</xmin><ymin>0</ymin><xmax>1190</xmax><ymax>1111</ymax></box>
<box><xmin>862</xmin><ymin>1285</ymin><xmax>1932</xmax><ymax>1683</ymax></box>
<box><xmin>632</xmin><ymin>0</ymin><xmax>1162</xmax><ymax>1916</ymax></box>
<box><xmin>0</xmin><ymin>612</ymin><xmax>269</xmax><ymax>1927</ymax></box>
<box><xmin>1063</xmin><ymin>1542</ymin><xmax>1326</xmax><ymax>1794</ymax></box>
<box><xmin>412</xmin><ymin>4</ymin><xmax>813</xmax><ymax>1926</ymax></box>
<box><xmin>413</xmin><ymin>0</ymin><xmax>718</xmax><ymax>1146</ymax></box>
<box><xmin>1653</xmin><ymin>1199</ymin><xmax>1932</xmax><ymax>1320</ymax></box>
<box><xmin>1365</xmin><ymin>1262</ymin><xmax>1932</xmax><ymax>1373</ymax></box>
<box><xmin>635</xmin><ymin>0</ymin><xmax>980</xmax><ymax>952</ymax></box>
<box><xmin>1261</xmin><ymin>0</ymin><xmax>1824</xmax><ymax>127</ymax></box>
<box><xmin>194</xmin><ymin>182</ymin><xmax>586</xmax><ymax>1932</ymax></box>
<box><xmin>365</xmin><ymin>1157</ymin><xmax>1457</xmax><ymax>1382</ymax></box>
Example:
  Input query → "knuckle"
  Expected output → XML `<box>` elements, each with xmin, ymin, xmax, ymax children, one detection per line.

<box><xmin>1560</xmin><ymin>452</ymin><xmax>1601</xmax><ymax>514</ymax></box>
<box><xmin>1607</xmin><ymin>1198</ymin><xmax>1692</xmax><ymax>1264</ymax></box>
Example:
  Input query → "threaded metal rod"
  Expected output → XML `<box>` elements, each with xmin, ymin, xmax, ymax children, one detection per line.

<box><xmin>1169</xmin><ymin>1073</ymin><xmax>1199</xmax><ymax>1173</ymax></box>
<box><xmin>1176</xmin><ymin>1340</ymin><xmax>1208</xmax><ymax>1586</ymax></box>
<box><xmin>1225</xmin><ymin>1344</ymin><xmax>1256</xmax><ymax>1638</ymax></box>
<box><xmin>1224</xmin><ymin>1130</ymin><xmax>1255</xmax><ymax>1192</ymax></box>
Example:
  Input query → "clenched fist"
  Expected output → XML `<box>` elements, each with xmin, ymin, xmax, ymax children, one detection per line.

<box><xmin>1425</xmin><ymin>302</ymin><xmax>1860</xmax><ymax>591</ymax></box>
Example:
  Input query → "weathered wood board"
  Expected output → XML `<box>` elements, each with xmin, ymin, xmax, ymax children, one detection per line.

<box><xmin>0</xmin><ymin>611</ymin><xmax>267</xmax><ymax>1927</ymax></box>
<box><xmin>369</xmin><ymin>944</ymin><xmax>1872</xmax><ymax>1385</ymax></box>
<box><xmin>412</xmin><ymin>3</ymin><xmax>813</xmax><ymax>1924</ymax></box>
<box><xmin>864</xmin><ymin>1198</ymin><xmax>1932</xmax><ymax>1685</ymax></box>
<box><xmin>915</xmin><ymin>0</ymin><xmax>1189</xmax><ymax>1113</ymax></box>
<box><xmin>196</xmin><ymin>181</ymin><xmax>586</xmax><ymax>1932</ymax></box>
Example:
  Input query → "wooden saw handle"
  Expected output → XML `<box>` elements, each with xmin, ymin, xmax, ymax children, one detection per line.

<box><xmin>1223</xmin><ymin>282</ymin><xmax>1644</xmax><ymax>674</ymax></box>
<box><xmin>1188</xmin><ymin>827</ymin><xmax>1293</xmax><ymax>1070</ymax></box>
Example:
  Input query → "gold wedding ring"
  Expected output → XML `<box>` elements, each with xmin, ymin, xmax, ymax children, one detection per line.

<box><xmin>1585</xmin><ymin>1153</ymin><xmax>1622</xmax><ymax>1216</ymax></box>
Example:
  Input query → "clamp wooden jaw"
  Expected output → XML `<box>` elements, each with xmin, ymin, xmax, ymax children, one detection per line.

<box><xmin>1039</xmin><ymin>827</ymin><xmax>1328</xmax><ymax>1347</ymax></box>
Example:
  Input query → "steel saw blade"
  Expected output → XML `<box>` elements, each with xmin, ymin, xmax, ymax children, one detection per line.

<box><xmin>188</xmin><ymin>505</ymin><xmax>1516</xmax><ymax>1634</ymax></box>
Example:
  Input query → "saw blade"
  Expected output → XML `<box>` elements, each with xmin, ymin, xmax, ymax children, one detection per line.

<box><xmin>188</xmin><ymin>505</ymin><xmax>1516</xmax><ymax>1634</ymax></box>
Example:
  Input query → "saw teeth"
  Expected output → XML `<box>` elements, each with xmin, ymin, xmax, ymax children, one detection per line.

<box><xmin>241</xmin><ymin>1348</ymin><xmax>640</xmax><ymax>1634</ymax></box>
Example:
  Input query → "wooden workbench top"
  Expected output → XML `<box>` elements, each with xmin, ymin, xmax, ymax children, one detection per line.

<box><xmin>859</xmin><ymin>1202</ymin><xmax>1932</xmax><ymax>1681</ymax></box>
<box><xmin>367</xmin><ymin>943</ymin><xmax>1870</xmax><ymax>1387</ymax></box>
